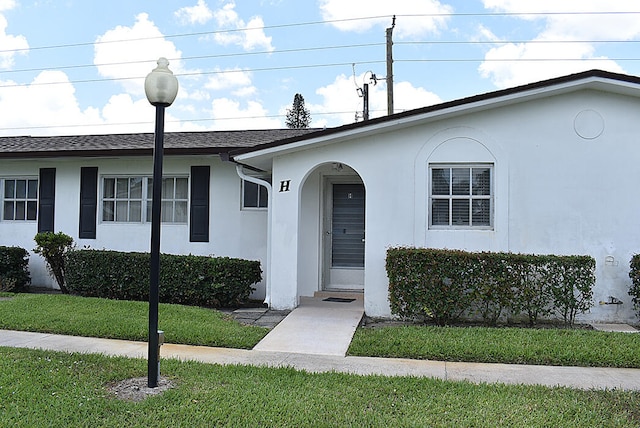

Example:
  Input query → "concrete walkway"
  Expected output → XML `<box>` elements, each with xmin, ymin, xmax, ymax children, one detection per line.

<box><xmin>253</xmin><ymin>296</ymin><xmax>364</xmax><ymax>356</ymax></box>
<box><xmin>2</xmin><ymin>329</ymin><xmax>640</xmax><ymax>390</ymax></box>
<box><xmin>1</xmin><ymin>297</ymin><xmax>640</xmax><ymax>391</ymax></box>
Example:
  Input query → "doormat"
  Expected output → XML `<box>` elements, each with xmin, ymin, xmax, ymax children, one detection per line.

<box><xmin>323</xmin><ymin>297</ymin><xmax>356</xmax><ymax>303</ymax></box>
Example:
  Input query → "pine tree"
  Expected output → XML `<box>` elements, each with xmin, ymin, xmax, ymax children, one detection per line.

<box><xmin>285</xmin><ymin>93</ymin><xmax>311</xmax><ymax>128</ymax></box>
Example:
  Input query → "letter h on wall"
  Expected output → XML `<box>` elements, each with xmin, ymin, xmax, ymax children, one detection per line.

<box><xmin>279</xmin><ymin>180</ymin><xmax>291</xmax><ymax>192</ymax></box>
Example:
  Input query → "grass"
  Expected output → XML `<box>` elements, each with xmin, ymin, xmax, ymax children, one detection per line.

<box><xmin>3</xmin><ymin>293</ymin><xmax>640</xmax><ymax>367</ymax></box>
<box><xmin>1</xmin><ymin>347</ymin><xmax>639</xmax><ymax>427</ymax></box>
<box><xmin>349</xmin><ymin>324</ymin><xmax>640</xmax><ymax>368</ymax></box>
<box><xmin>0</xmin><ymin>293</ymin><xmax>267</xmax><ymax>349</ymax></box>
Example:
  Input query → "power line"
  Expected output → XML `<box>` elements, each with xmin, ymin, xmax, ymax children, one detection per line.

<box><xmin>4</xmin><ymin>54</ymin><xmax>640</xmax><ymax>90</ymax></box>
<box><xmin>0</xmin><ymin>61</ymin><xmax>387</xmax><ymax>89</ymax></box>
<box><xmin>3</xmin><ymin>11</ymin><xmax>640</xmax><ymax>54</ymax></box>
<box><xmin>0</xmin><ymin>15</ymin><xmax>395</xmax><ymax>54</ymax></box>
<box><xmin>0</xmin><ymin>43</ymin><xmax>385</xmax><ymax>75</ymax></box>
<box><xmin>3</xmin><ymin>38</ymin><xmax>639</xmax><ymax>78</ymax></box>
<box><xmin>0</xmin><ymin>110</ymin><xmax>361</xmax><ymax>133</ymax></box>
<box><xmin>397</xmin><ymin>39</ymin><xmax>640</xmax><ymax>46</ymax></box>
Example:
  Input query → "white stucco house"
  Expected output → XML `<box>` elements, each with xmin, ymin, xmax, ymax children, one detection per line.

<box><xmin>1</xmin><ymin>69</ymin><xmax>639</xmax><ymax>323</ymax></box>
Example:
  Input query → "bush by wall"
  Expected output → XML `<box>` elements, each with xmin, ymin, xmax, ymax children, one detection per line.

<box><xmin>387</xmin><ymin>247</ymin><xmax>595</xmax><ymax>327</ymax></box>
<box><xmin>33</xmin><ymin>232</ymin><xmax>74</xmax><ymax>293</ymax></box>
<box><xmin>0</xmin><ymin>246</ymin><xmax>30</xmax><ymax>291</ymax></box>
<box><xmin>64</xmin><ymin>250</ymin><xmax>262</xmax><ymax>308</ymax></box>
<box><xmin>629</xmin><ymin>254</ymin><xmax>640</xmax><ymax>318</ymax></box>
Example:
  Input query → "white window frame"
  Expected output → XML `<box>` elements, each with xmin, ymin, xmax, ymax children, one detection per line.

<box><xmin>101</xmin><ymin>175</ymin><xmax>189</xmax><ymax>224</ymax></box>
<box><xmin>1</xmin><ymin>177</ymin><xmax>39</xmax><ymax>222</ymax></box>
<box><xmin>429</xmin><ymin>164</ymin><xmax>493</xmax><ymax>230</ymax></box>
<box><xmin>241</xmin><ymin>180</ymin><xmax>268</xmax><ymax>210</ymax></box>
<box><xmin>146</xmin><ymin>177</ymin><xmax>189</xmax><ymax>223</ymax></box>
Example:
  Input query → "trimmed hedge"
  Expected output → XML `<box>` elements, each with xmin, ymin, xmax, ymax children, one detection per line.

<box><xmin>629</xmin><ymin>254</ymin><xmax>640</xmax><ymax>317</ymax></box>
<box><xmin>0</xmin><ymin>246</ymin><xmax>30</xmax><ymax>291</ymax></box>
<box><xmin>387</xmin><ymin>247</ymin><xmax>595</xmax><ymax>327</ymax></box>
<box><xmin>64</xmin><ymin>250</ymin><xmax>262</xmax><ymax>308</ymax></box>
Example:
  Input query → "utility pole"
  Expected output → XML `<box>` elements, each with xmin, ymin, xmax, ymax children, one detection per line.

<box><xmin>363</xmin><ymin>83</ymin><xmax>369</xmax><ymax>121</ymax></box>
<box><xmin>386</xmin><ymin>15</ymin><xmax>395</xmax><ymax>116</ymax></box>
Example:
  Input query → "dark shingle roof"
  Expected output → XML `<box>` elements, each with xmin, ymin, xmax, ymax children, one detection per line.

<box><xmin>0</xmin><ymin>129</ymin><xmax>320</xmax><ymax>159</ymax></box>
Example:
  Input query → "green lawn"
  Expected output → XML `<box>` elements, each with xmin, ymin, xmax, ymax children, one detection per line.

<box><xmin>3</xmin><ymin>293</ymin><xmax>640</xmax><ymax>368</ymax></box>
<box><xmin>1</xmin><ymin>347</ymin><xmax>639</xmax><ymax>427</ymax></box>
<box><xmin>348</xmin><ymin>324</ymin><xmax>640</xmax><ymax>368</ymax></box>
<box><xmin>0</xmin><ymin>293</ymin><xmax>267</xmax><ymax>349</ymax></box>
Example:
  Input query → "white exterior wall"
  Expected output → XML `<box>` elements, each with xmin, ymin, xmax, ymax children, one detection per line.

<box><xmin>0</xmin><ymin>156</ymin><xmax>268</xmax><ymax>298</ymax></box>
<box><xmin>264</xmin><ymin>88</ymin><xmax>640</xmax><ymax>322</ymax></box>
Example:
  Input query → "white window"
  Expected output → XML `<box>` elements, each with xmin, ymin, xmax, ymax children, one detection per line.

<box><xmin>429</xmin><ymin>165</ymin><xmax>493</xmax><ymax>228</ymax></box>
<box><xmin>102</xmin><ymin>176</ymin><xmax>188</xmax><ymax>224</ymax></box>
<box><xmin>2</xmin><ymin>178</ymin><xmax>38</xmax><ymax>221</ymax></box>
<box><xmin>242</xmin><ymin>180</ymin><xmax>268</xmax><ymax>209</ymax></box>
<box><xmin>146</xmin><ymin>177</ymin><xmax>189</xmax><ymax>223</ymax></box>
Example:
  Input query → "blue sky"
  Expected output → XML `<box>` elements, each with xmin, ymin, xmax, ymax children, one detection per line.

<box><xmin>1</xmin><ymin>0</ymin><xmax>640</xmax><ymax>135</ymax></box>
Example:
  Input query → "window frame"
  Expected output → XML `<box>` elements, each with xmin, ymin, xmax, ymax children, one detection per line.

<box><xmin>146</xmin><ymin>176</ymin><xmax>189</xmax><ymax>223</ymax></box>
<box><xmin>241</xmin><ymin>180</ymin><xmax>268</xmax><ymax>210</ymax></box>
<box><xmin>428</xmin><ymin>164</ymin><xmax>494</xmax><ymax>230</ymax></box>
<box><xmin>1</xmin><ymin>177</ymin><xmax>39</xmax><ymax>222</ymax></box>
<box><xmin>101</xmin><ymin>175</ymin><xmax>189</xmax><ymax>224</ymax></box>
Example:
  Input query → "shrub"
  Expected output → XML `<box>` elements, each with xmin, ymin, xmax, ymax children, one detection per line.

<box><xmin>0</xmin><ymin>246</ymin><xmax>30</xmax><ymax>291</ymax></box>
<box><xmin>64</xmin><ymin>250</ymin><xmax>261</xmax><ymax>308</ymax></box>
<box><xmin>387</xmin><ymin>248</ymin><xmax>475</xmax><ymax>326</ymax></box>
<box><xmin>33</xmin><ymin>232</ymin><xmax>74</xmax><ymax>293</ymax></box>
<box><xmin>629</xmin><ymin>255</ymin><xmax>640</xmax><ymax>317</ymax></box>
<box><xmin>387</xmin><ymin>247</ymin><xmax>595</xmax><ymax>327</ymax></box>
<box><xmin>509</xmin><ymin>256</ymin><xmax>554</xmax><ymax>326</ymax></box>
<box><xmin>548</xmin><ymin>256</ymin><xmax>595</xmax><ymax>327</ymax></box>
<box><xmin>467</xmin><ymin>255</ymin><xmax>513</xmax><ymax>326</ymax></box>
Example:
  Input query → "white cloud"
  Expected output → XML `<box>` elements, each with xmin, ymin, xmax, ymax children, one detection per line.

<box><xmin>232</xmin><ymin>86</ymin><xmax>257</xmax><ymax>97</ymax></box>
<box><xmin>205</xmin><ymin>67</ymin><xmax>253</xmax><ymax>91</ymax></box>
<box><xmin>309</xmin><ymin>73</ymin><xmax>442</xmax><ymax>128</ymax></box>
<box><xmin>0</xmin><ymin>71</ymin><xmax>104</xmax><ymax>136</ymax></box>
<box><xmin>94</xmin><ymin>13</ymin><xmax>185</xmax><ymax>95</ymax></box>
<box><xmin>0</xmin><ymin>0</ymin><xmax>16</xmax><ymax>11</ymax></box>
<box><xmin>0</xmin><ymin>14</ymin><xmax>28</xmax><ymax>69</ymax></box>
<box><xmin>479</xmin><ymin>1</ymin><xmax>640</xmax><ymax>87</ymax></box>
<box><xmin>211</xmin><ymin>1</ymin><xmax>273</xmax><ymax>51</ymax></box>
<box><xmin>318</xmin><ymin>0</ymin><xmax>453</xmax><ymax>38</ymax></box>
<box><xmin>175</xmin><ymin>0</ymin><xmax>214</xmax><ymax>25</ymax></box>
<box><xmin>392</xmin><ymin>81</ymin><xmax>442</xmax><ymax>113</ymax></box>
<box><xmin>209</xmin><ymin>98</ymin><xmax>280</xmax><ymax>130</ymax></box>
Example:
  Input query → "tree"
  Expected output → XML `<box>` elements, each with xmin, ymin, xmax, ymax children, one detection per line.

<box><xmin>285</xmin><ymin>93</ymin><xmax>311</xmax><ymax>128</ymax></box>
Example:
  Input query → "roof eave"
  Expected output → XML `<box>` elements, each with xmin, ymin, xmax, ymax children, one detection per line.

<box><xmin>233</xmin><ymin>70</ymin><xmax>640</xmax><ymax>165</ymax></box>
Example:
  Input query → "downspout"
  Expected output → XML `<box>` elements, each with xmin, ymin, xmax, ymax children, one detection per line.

<box><xmin>234</xmin><ymin>163</ymin><xmax>273</xmax><ymax>308</ymax></box>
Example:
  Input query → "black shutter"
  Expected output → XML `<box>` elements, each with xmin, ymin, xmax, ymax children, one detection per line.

<box><xmin>79</xmin><ymin>167</ymin><xmax>98</xmax><ymax>239</ymax></box>
<box><xmin>190</xmin><ymin>166</ymin><xmax>210</xmax><ymax>242</ymax></box>
<box><xmin>38</xmin><ymin>168</ymin><xmax>56</xmax><ymax>233</ymax></box>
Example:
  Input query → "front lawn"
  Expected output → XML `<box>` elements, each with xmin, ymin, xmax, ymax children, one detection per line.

<box><xmin>1</xmin><ymin>347</ymin><xmax>639</xmax><ymax>427</ymax></box>
<box><xmin>348</xmin><ymin>324</ymin><xmax>640</xmax><ymax>368</ymax></box>
<box><xmin>0</xmin><ymin>293</ymin><xmax>267</xmax><ymax>349</ymax></box>
<box><xmin>2</xmin><ymin>293</ymin><xmax>640</xmax><ymax>368</ymax></box>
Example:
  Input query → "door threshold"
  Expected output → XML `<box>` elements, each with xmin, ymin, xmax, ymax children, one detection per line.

<box><xmin>314</xmin><ymin>290</ymin><xmax>364</xmax><ymax>300</ymax></box>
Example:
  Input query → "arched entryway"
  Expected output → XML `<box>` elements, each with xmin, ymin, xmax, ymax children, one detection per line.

<box><xmin>297</xmin><ymin>162</ymin><xmax>366</xmax><ymax>298</ymax></box>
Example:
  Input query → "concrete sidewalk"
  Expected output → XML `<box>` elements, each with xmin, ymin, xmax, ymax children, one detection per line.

<box><xmin>2</xmin><ymin>328</ymin><xmax>640</xmax><ymax>391</ymax></box>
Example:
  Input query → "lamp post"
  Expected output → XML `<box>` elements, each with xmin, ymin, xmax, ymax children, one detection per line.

<box><xmin>144</xmin><ymin>57</ymin><xmax>178</xmax><ymax>388</ymax></box>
